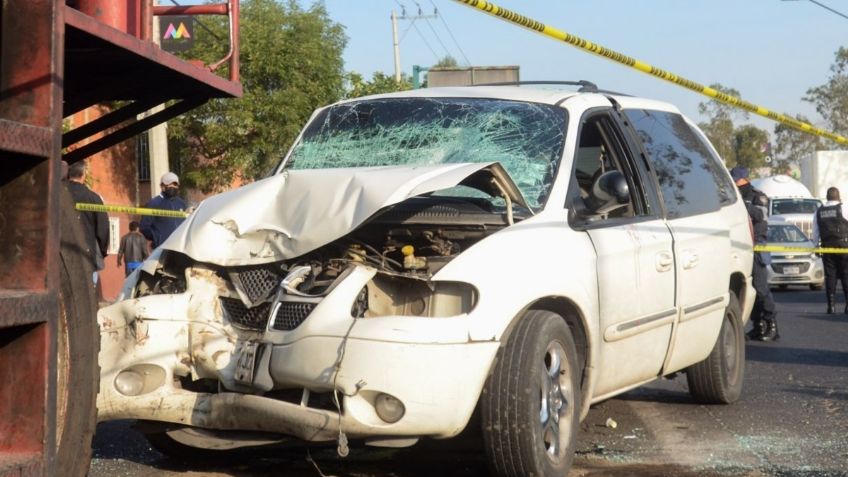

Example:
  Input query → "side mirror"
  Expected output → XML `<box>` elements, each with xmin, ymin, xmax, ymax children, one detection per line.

<box><xmin>582</xmin><ymin>170</ymin><xmax>630</xmax><ymax>215</ymax></box>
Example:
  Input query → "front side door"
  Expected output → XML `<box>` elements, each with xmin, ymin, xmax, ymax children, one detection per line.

<box><xmin>569</xmin><ymin>109</ymin><xmax>676</xmax><ymax>397</ymax></box>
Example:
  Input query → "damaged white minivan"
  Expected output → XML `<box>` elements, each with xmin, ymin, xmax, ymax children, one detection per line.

<box><xmin>98</xmin><ymin>84</ymin><xmax>755</xmax><ymax>476</ymax></box>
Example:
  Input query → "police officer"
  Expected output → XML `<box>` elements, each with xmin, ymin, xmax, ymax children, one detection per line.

<box><xmin>731</xmin><ymin>167</ymin><xmax>779</xmax><ymax>341</ymax></box>
<box><xmin>811</xmin><ymin>187</ymin><xmax>848</xmax><ymax>314</ymax></box>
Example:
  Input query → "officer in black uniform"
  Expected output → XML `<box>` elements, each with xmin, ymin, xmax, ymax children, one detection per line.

<box><xmin>812</xmin><ymin>187</ymin><xmax>848</xmax><ymax>314</ymax></box>
<box><xmin>731</xmin><ymin>167</ymin><xmax>779</xmax><ymax>341</ymax></box>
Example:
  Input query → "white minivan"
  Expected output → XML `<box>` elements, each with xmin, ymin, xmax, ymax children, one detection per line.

<box><xmin>98</xmin><ymin>84</ymin><xmax>755</xmax><ymax>476</ymax></box>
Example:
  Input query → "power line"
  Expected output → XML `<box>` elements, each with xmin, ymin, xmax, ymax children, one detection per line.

<box><xmin>411</xmin><ymin>21</ymin><xmax>441</xmax><ymax>62</ymax></box>
<box><xmin>423</xmin><ymin>15</ymin><xmax>453</xmax><ymax>60</ymax></box>
<box><xmin>429</xmin><ymin>0</ymin><xmax>471</xmax><ymax>66</ymax></box>
<box><xmin>781</xmin><ymin>0</ymin><xmax>848</xmax><ymax>21</ymax></box>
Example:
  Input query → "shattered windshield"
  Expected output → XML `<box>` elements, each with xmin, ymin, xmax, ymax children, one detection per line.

<box><xmin>284</xmin><ymin>97</ymin><xmax>567</xmax><ymax>209</ymax></box>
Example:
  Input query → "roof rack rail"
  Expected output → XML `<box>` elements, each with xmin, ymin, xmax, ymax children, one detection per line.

<box><xmin>471</xmin><ymin>80</ymin><xmax>631</xmax><ymax>96</ymax></box>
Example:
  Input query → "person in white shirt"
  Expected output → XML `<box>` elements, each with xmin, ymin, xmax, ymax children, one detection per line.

<box><xmin>811</xmin><ymin>186</ymin><xmax>848</xmax><ymax>314</ymax></box>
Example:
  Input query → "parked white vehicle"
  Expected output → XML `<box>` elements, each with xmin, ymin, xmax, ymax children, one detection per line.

<box><xmin>97</xmin><ymin>85</ymin><xmax>755</xmax><ymax>476</ymax></box>
<box><xmin>751</xmin><ymin>175</ymin><xmax>821</xmax><ymax>239</ymax></box>
<box><xmin>766</xmin><ymin>217</ymin><xmax>825</xmax><ymax>290</ymax></box>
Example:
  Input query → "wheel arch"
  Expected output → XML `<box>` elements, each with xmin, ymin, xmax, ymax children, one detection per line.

<box><xmin>500</xmin><ymin>296</ymin><xmax>593</xmax><ymax>420</ymax></box>
<box><xmin>729</xmin><ymin>271</ymin><xmax>746</xmax><ymax>311</ymax></box>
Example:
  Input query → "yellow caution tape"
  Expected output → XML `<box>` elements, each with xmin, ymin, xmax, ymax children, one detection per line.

<box><xmin>755</xmin><ymin>245</ymin><xmax>848</xmax><ymax>254</ymax></box>
<box><xmin>452</xmin><ymin>0</ymin><xmax>848</xmax><ymax>145</ymax></box>
<box><xmin>75</xmin><ymin>202</ymin><xmax>189</xmax><ymax>218</ymax></box>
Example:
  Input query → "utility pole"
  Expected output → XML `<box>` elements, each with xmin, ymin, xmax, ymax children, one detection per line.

<box><xmin>147</xmin><ymin>0</ymin><xmax>171</xmax><ymax>198</ymax></box>
<box><xmin>391</xmin><ymin>10</ymin><xmax>401</xmax><ymax>83</ymax></box>
<box><xmin>392</xmin><ymin>7</ymin><xmax>438</xmax><ymax>84</ymax></box>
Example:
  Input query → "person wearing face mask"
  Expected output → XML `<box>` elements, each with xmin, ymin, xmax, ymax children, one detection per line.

<box><xmin>140</xmin><ymin>172</ymin><xmax>188</xmax><ymax>249</ymax></box>
<box><xmin>731</xmin><ymin>166</ymin><xmax>779</xmax><ymax>342</ymax></box>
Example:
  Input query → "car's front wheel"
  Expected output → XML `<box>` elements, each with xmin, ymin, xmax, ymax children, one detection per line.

<box><xmin>685</xmin><ymin>293</ymin><xmax>744</xmax><ymax>404</ymax></box>
<box><xmin>481</xmin><ymin>310</ymin><xmax>581</xmax><ymax>477</ymax></box>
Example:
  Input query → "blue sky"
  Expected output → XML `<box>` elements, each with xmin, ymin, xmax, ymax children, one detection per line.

<box><xmin>312</xmin><ymin>0</ymin><xmax>846</xmax><ymax>140</ymax></box>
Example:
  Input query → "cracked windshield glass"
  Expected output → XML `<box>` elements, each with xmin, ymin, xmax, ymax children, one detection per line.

<box><xmin>284</xmin><ymin>97</ymin><xmax>567</xmax><ymax>210</ymax></box>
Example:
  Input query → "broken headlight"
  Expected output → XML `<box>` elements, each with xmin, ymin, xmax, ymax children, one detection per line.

<box><xmin>353</xmin><ymin>275</ymin><xmax>477</xmax><ymax>318</ymax></box>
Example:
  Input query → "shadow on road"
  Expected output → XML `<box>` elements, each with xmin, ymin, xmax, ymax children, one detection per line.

<box><xmin>746</xmin><ymin>344</ymin><xmax>848</xmax><ymax>368</ymax></box>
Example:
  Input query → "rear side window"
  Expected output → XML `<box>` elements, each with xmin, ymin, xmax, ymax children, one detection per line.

<box><xmin>624</xmin><ymin>109</ymin><xmax>735</xmax><ymax>219</ymax></box>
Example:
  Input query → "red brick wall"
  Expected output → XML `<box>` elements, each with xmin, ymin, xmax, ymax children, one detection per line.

<box><xmin>71</xmin><ymin>106</ymin><xmax>141</xmax><ymax>302</ymax></box>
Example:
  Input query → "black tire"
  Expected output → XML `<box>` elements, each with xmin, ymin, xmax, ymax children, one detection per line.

<box><xmin>56</xmin><ymin>186</ymin><xmax>100</xmax><ymax>476</ymax></box>
<box><xmin>481</xmin><ymin>310</ymin><xmax>580</xmax><ymax>477</ymax></box>
<box><xmin>686</xmin><ymin>293</ymin><xmax>744</xmax><ymax>404</ymax></box>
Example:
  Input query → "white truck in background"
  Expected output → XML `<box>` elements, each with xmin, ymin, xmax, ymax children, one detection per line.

<box><xmin>751</xmin><ymin>174</ymin><xmax>820</xmax><ymax>239</ymax></box>
<box><xmin>800</xmin><ymin>150</ymin><xmax>848</xmax><ymax>200</ymax></box>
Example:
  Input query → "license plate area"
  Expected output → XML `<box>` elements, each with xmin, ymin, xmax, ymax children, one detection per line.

<box><xmin>234</xmin><ymin>341</ymin><xmax>259</xmax><ymax>386</ymax></box>
<box><xmin>784</xmin><ymin>266</ymin><xmax>800</xmax><ymax>275</ymax></box>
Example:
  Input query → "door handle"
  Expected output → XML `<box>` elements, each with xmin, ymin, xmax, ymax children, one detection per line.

<box><xmin>683</xmin><ymin>251</ymin><xmax>699</xmax><ymax>270</ymax></box>
<box><xmin>655</xmin><ymin>251</ymin><xmax>673</xmax><ymax>272</ymax></box>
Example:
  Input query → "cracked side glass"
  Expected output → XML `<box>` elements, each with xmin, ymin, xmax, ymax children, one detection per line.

<box><xmin>284</xmin><ymin>97</ymin><xmax>567</xmax><ymax>210</ymax></box>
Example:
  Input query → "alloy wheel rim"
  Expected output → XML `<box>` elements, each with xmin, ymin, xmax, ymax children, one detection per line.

<box><xmin>540</xmin><ymin>341</ymin><xmax>570</xmax><ymax>459</ymax></box>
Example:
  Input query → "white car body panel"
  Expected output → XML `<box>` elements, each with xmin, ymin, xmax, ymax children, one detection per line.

<box><xmin>159</xmin><ymin>163</ymin><xmax>525</xmax><ymax>267</ymax></box>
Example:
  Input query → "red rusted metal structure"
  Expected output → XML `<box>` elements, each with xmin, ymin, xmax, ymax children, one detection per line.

<box><xmin>0</xmin><ymin>1</ymin><xmax>241</xmax><ymax>474</ymax></box>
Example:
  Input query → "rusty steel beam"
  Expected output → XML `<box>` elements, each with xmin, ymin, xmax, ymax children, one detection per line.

<box><xmin>62</xmin><ymin>98</ymin><xmax>161</xmax><ymax>148</ymax></box>
<box><xmin>0</xmin><ymin>119</ymin><xmax>52</xmax><ymax>158</ymax></box>
<box><xmin>153</xmin><ymin>4</ymin><xmax>229</xmax><ymax>16</ymax></box>
<box><xmin>63</xmin><ymin>97</ymin><xmax>206</xmax><ymax>164</ymax></box>
<box><xmin>0</xmin><ymin>0</ymin><xmax>63</xmax><ymax>474</ymax></box>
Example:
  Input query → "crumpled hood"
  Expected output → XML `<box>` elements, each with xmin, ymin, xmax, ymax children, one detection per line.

<box><xmin>160</xmin><ymin>163</ymin><xmax>527</xmax><ymax>266</ymax></box>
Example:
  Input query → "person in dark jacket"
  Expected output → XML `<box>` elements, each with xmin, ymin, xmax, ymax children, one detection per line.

<box><xmin>811</xmin><ymin>186</ymin><xmax>848</xmax><ymax>314</ymax></box>
<box><xmin>117</xmin><ymin>221</ymin><xmax>149</xmax><ymax>276</ymax></box>
<box><xmin>67</xmin><ymin>161</ymin><xmax>109</xmax><ymax>283</ymax></box>
<box><xmin>140</xmin><ymin>172</ymin><xmax>187</xmax><ymax>249</ymax></box>
<box><xmin>731</xmin><ymin>166</ymin><xmax>779</xmax><ymax>341</ymax></box>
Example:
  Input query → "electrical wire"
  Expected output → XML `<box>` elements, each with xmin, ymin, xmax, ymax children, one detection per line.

<box><xmin>429</xmin><ymin>0</ymin><xmax>471</xmax><ymax>66</ymax></box>
<box><xmin>423</xmin><ymin>15</ymin><xmax>454</xmax><ymax>60</ymax></box>
<box><xmin>411</xmin><ymin>21</ymin><xmax>441</xmax><ymax>62</ymax></box>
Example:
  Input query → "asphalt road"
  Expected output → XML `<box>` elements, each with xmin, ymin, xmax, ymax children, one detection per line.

<box><xmin>90</xmin><ymin>287</ymin><xmax>848</xmax><ymax>477</ymax></box>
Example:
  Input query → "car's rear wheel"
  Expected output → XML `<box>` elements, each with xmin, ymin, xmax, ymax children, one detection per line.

<box><xmin>481</xmin><ymin>310</ymin><xmax>580</xmax><ymax>477</ymax></box>
<box><xmin>686</xmin><ymin>294</ymin><xmax>744</xmax><ymax>404</ymax></box>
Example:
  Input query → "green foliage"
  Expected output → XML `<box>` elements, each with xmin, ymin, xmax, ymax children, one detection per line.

<box><xmin>168</xmin><ymin>0</ymin><xmax>347</xmax><ymax>192</ymax></box>
<box><xmin>773</xmin><ymin>114</ymin><xmax>822</xmax><ymax>173</ymax></box>
<box><xmin>434</xmin><ymin>56</ymin><xmax>458</xmax><ymax>68</ymax></box>
<box><xmin>697</xmin><ymin>82</ymin><xmax>769</xmax><ymax>169</ymax></box>
<box><xmin>733</xmin><ymin>125</ymin><xmax>769</xmax><ymax>171</ymax></box>
<box><xmin>805</xmin><ymin>46</ymin><xmax>848</xmax><ymax>135</ymax></box>
<box><xmin>344</xmin><ymin>71</ymin><xmax>412</xmax><ymax>99</ymax></box>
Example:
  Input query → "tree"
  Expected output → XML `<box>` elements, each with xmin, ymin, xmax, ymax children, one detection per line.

<box><xmin>434</xmin><ymin>56</ymin><xmax>458</xmax><ymax>68</ymax></box>
<box><xmin>168</xmin><ymin>0</ymin><xmax>347</xmax><ymax>192</ymax></box>
<box><xmin>772</xmin><ymin>114</ymin><xmax>822</xmax><ymax>174</ymax></box>
<box><xmin>698</xmin><ymin>83</ymin><xmax>748</xmax><ymax>166</ymax></box>
<box><xmin>733</xmin><ymin>125</ymin><xmax>770</xmax><ymax>171</ymax></box>
<box><xmin>804</xmin><ymin>47</ymin><xmax>848</xmax><ymax>135</ymax></box>
<box><xmin>345</xmin><ymin>71</ymin><xmax>412</xmax><ymax>99</ymax></box>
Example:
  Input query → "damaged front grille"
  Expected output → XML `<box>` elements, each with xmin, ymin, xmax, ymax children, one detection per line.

<box><xmin>272</xmin><ymin>302</ymin><xmax>316</xmax><ymax>331</ymax></box>
<box><xmin>228</xmin><ymin>265</ymin><xmax>283</xmax><ymax>307</ymax></box>
<box><xmin>220</xmin><ymin>297</ymin><xmax>273</xmax><ymax>330</ymax></box>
